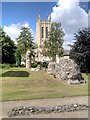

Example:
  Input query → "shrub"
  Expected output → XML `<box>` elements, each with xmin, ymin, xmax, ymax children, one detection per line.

<box><xmin>20</xmin><ymin>64</ymin><xmax>25</xmax><ymax>67</ymax></box>
<box><xmin>16</xmin><ymin>48</ymin><xmax>21</xmax><ymax>66</ymax></box>
<box><xmin>10</xmin><ymin>64</ymin><xmax>17</xmax><ymax>67</ymax></box>
<box><xmin>0</xmin><ymin>64</ymin><xmax>3</xmax><ymax>68</ymax></box>
<box><xmin>42</xmin><ymin>62</ymin><xmax>48</xmax><ymax>68</ymax></box>
<box><xmin>0</xmin><ymin>63</ymin><xmax>26</xmax><ymax>68</ymax></box>
<box><xmin>31</xmin><ymin>62</ymin><xmax>38</xmax><ymax>68</ymax></box>
<box><xmin>0</xmin><ymin>64</ymin><xmax>11</xmax><ymax>68</ymax></box>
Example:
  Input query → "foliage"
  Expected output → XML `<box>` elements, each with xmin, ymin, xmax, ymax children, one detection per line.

<box><xmin>42</xmin><ymin>62</ymin><xmax>48</xmax><ymax>68</ymax></box>
<box><xmin>0</xmin><ymin>28</ymin><xmax>16</xmax><ymax>64</ymax></box>
<box><xmin>20</xmin><ymin>64</ymin><xmax>25</xmax><ymax>67</ymax></box>
<box><xmin>16</xmin><ymin>27</ymin><xmax>36</xmax><ymax>58</ymax></box>
<box><xmin>0</xmin><ymin>64</ymin><xmax>11</xmax><ymax>68</ymax></box>
<box><xmin>31</xmin><ymin>62</ymin><xmax>38</xmax><ymax>68</ymax></box>
<box><xmin>43</xmin><ymin>23</ymin><xmax>64</xmax><ymax>61</ymax></box>
<box><xmin>16</xmin><ymin>48</ymin><xmax>21</xmax><ymax>66</ymax></box>
<box><xmin>10</xmin><ymin>64</ymin><xmax>18</xmax><ymax>67</ymax></box>
<box><xmin>69</xmin><ymin>28</ymin><xmax>90</xmax><ymax>73</ymax></box>
<box><xmin>31</xmin><ymin>62</ymin><xmax>48</xmax><ymax>69</ymax></box>
<box><xmin>0</xmin><ymin>63</ymin><xmax>26</xmax><ymax>68</ymax></box>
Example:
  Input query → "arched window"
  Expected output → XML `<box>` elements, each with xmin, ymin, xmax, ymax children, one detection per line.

<box><xmin>46</xmin><ymin>27</ymin><xmax>48</xmax><ymax>38</ymax></box>
<box><xmin>42</xmin><ymin>27</ymin><xmax>44</xmax><ymax>38</ymax></box>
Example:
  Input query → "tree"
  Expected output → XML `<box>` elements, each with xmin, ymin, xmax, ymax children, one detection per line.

<box><xmin>0</xmin><ymin>27</ymin><xmax>3</xmax><ymax>63</ymax></box>
<box><xmin>16</xmin><ymin>48</ymin><xmax>21</xmax><ymax>66</ymax></box>
<box><xmin>0</xmin><ymin>28</ymin><xmax>16</xmax><ymax>64</ymax></box>
<box><xmin>69</xmin><ymin>28</ymin><xmax>90</xmax><ymax>73</ymax></box>
<box><xmin>43</xmin><ymin>23</ymin><xmax>64</xmax><ymax>62</ymax></box>
<box><xmin>16</xmin><ymin>27</ymin><xmax>36</xmax><ymax>67</ymax></box>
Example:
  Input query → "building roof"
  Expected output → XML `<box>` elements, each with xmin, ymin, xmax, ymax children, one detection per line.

<box><xmin>64</xmin><ymin>50</ymin><xmax>70</xmax><ymax>56</ymax></box>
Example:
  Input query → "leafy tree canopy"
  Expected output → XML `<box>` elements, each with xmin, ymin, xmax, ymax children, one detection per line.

<box><xmin>0</xmin><ymin>28</ymin><xmax>16</xmax><ymax>64</ymax></box>
<box><xmin>16</xmin><ymin>48</ymin><xmax>21</xmax><ymax>66</ymax></box>
<box><xmin>16</xmin><ymin>27</ymin><xmax>36</xmax><ymax>57</ymax></box>
<box><xmin>70</xmin><ymin>28</ymin><xmax>90</xmax><ymax>73</ymax></box>
<box><xmin>43</xmin><ymin>23</ymin><xmax>64</xmax><ymax>61</ymax></box>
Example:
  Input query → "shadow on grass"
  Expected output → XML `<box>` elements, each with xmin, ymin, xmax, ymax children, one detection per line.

<box><xmin>1</xmin><ymin>71</ymin><xmax>29</xmax><ymax>77</ymax></box>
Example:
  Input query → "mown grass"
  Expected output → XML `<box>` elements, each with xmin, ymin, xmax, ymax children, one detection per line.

<box><xmin>0</xmin><ymin>67</ymin><xmax>89</xmax><ymax>101</ymax></box>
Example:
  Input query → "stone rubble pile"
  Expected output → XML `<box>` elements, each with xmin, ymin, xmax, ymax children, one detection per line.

<box><xmin>47</xmin><ymin>57</ymin><xmax>86</xmax><ymax>85</ymax></box>
<box><xmin>7</xmin><ymin>104</ymin><xmax>90</xmax><ymax>117</ymax></box>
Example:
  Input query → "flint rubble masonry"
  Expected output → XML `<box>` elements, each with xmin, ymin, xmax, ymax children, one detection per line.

<box><xmin>47</xmin><ymin>57</ymin><xmax>86</xmax><ymax>85</ymax></box>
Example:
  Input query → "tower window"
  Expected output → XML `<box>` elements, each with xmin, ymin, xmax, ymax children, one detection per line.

<box><xmin>46</xmin><ymin>27</ymin><xmax>48</xmax><ymax>38</ymax></box>
<box><xmin>42</xmin><ymin>27</ymin><xmax>44</xmax><ymax>38</ymax></box>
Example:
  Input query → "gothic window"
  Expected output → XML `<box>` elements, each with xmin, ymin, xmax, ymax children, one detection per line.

<box><xmin>46</xmin><ymin>27</ymin><xmax>48</xmax><ymax>38</ymax></box>
<box><xmin>42</xmin><ymin>27</ymin><xmax>44</xmax><ymax>38</ymax></box>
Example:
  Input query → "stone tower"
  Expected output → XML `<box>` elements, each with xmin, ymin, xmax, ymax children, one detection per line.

<box><xmin>36</xmin><ymin>14</ymin><xmax>51</xmax><ymax>62</ymax></box>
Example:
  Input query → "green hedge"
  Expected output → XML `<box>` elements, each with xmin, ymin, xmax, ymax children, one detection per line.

<box><xmin>0</xmin><ymin>64</ymin><xmax>25</xmax><ymax>68</ymax></box>
<box><xmin>0</xmin><ymin>62</ymin><xmax>48</xmax><ymax>69</ymax></box>
<box><xmin>0</xmin><ymin>64</ymin><xmax>11</xmax><ymax>68</ymax></box>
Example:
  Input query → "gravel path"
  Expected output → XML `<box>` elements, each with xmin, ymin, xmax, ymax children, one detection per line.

<box><xmin>1</xmin><ymin>96</ymin><xmax>89</xmax><ymax>118</ymax></box>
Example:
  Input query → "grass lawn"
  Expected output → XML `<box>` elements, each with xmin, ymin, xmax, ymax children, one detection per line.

<box><xmin>0</xmin><ymin>67</ymin><xmax>89</xmax><ymax>101</ymax></box>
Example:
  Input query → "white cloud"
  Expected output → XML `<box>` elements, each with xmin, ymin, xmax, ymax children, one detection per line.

<box><xmin>51</xmin><ymin>0</ymin><xmax>88</xmax><ymax>49</ymax></box>
<box><xmin>22</xmin><ymin>22</ymin><xmax>30</xmax><ymax>28</ymax></box>
<box><xmin>4</xmin><ymin>22</ymin><xmax>35</xmax><ymax>44</ymax></box>
<box><xmin>4</xmin><ymin>23</ymin><xmax>20</xmax><ymax>44</ymax></box>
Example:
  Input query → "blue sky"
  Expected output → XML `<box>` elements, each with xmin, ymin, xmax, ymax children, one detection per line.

<box><xmin>2</xmin><ymin>2</ymin><xmax>89</xmax><ymax>29</ymax></box>
<box><xmin>2</xmin><ymin>2</ymin><xmax>56</xmax><ymax>30</ymax></box>
<box><xmin>1</xmin><ymin>1</ymin><xmax>89</xmax><ymax>49</ymax></box>
<box><xmin>0</xmin><ymin>2</ymin><xmax>2</xmax><ymax>26</ymax></box>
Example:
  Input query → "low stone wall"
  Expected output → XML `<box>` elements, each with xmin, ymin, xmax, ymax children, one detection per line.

<box><xmin>7</xmin><ymin>104</ymin><xmax>90</xmax><ymax>117</ymax></box>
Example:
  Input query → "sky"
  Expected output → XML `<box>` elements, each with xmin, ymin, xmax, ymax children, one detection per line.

<box><xmin>1</xmin><ymin>1</ymin><xmax>89</xmax><ymax>49</ymax></box>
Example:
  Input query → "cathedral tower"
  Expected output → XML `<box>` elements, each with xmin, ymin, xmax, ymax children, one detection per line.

<box><xmin>36</xmin><ymin>14</ymin><xmax>51</xmax><ymax>62</ymax></box>
<box><xmin>36</xmin><ymin>14</ymin><xmax>41</xmax><ymax>46</ymax></box>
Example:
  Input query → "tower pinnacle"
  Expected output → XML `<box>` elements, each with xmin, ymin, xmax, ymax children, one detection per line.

<box><xmin>37</xmin><ymin>14</ymin><xmax>40</xmax><ymax>21</ymax></box>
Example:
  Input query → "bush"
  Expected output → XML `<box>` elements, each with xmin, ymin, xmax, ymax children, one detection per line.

<box><xmin>16</xmin><ymin>48</ymin><xmax>21</xmax><ymax>66</ymax></box>
<box><xmin>42</xmin><ymin>62</ymin><xmax>48</xmax><ymax>68</ymax></box>
<box><xmin>10</xmin><ymin>64</ymin><xmax>25</xmax><ymax>68</ymax></box>
<box><xmin>31</xmin><ymin>62</ymin><xmax>38</xmax><ymax>68</ymax></box>
<box><xmin>0</xmin><ymin>64</ymin><xmax>3</xmax><ymax>68</ymax></box>
<box><xmin>35</xmin><ymin>62</ymin><xmax>48</xmax><ymax>70</ymax></box>
<box><xmin>10</xmin><ymin>64</ymin><xmax>17</xmax><ymax>67</ymax></box>
<box><xmin>0</xmin><ymin>64</ymin><xmax>11</xmax><ymax>68</ymax></box>
<box><xmin>20</xmin><ymin>64</ymin><xmax>25</xmax><ymax>67</ymax></box>
<box><xmin>0</xmin><ymin>63</ymin><xmax>26</xmax><ymax>68</ymax></box>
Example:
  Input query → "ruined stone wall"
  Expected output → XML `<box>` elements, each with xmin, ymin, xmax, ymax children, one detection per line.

<box><xmin>47</xmin><ymin>57</ymin><xmax>86</xmax><ymax>85</ymax></box>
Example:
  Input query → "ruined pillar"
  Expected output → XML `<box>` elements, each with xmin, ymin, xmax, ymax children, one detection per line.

<box><xmin>26</xmin><ymin>50</ymin><xmax>31</xmax><ymax>69</ymax></box>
